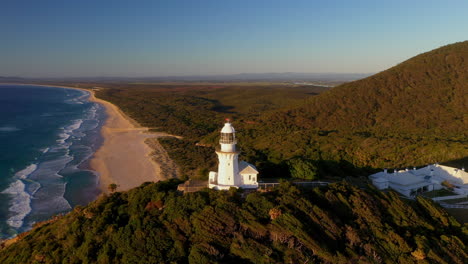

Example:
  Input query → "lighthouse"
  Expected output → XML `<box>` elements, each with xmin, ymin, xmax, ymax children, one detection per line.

<box><xmin>208</xmin><ymin>120</ymin><xmax>259</xmax><ymax>190</ymax></box>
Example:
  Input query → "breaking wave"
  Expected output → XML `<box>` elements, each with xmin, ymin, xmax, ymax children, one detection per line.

<box><xmin>0</xmin><ymin>86</ymin><xmax>103</xmax><ymax>238</ymax></box>
<box><xmin>1</xmin><ymin>164</ymin><xmax>39</xmax><ymax>228</ymax></box>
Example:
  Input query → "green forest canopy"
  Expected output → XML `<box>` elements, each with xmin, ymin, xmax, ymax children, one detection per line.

<box><xmin>1</xmin><ymin>180</ymin><xmax>466</xmax><ymax>263</ymax></box>
<box><xmin>44</xmin><ymin>41</ymin><xmax>468</xmax><ymax>180</ymax></box>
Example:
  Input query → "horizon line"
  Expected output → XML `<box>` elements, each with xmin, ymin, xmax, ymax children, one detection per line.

<box><xmin>0</xmin><ymin>72</ymin><xmax>374</xmax><ymax>80</ymax></box>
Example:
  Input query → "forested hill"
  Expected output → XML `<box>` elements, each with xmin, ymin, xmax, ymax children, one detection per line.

<box><xmin>275</xmin><ymin>41</ymin><xmax>467</xmax><ymax>135</ymax></box>
<box><xmin>245</xmin><ymin>41</ymin><xmax>468</xmax><ymax>169</ymax></box>
<box><xmin>1</xmin><ymin>180</ymin><xmax>467</xmax><ymax>263</ymax></box>
<box><xmin>23</xmin><ymin>42</ymin><xmax>468</xmax><ymax>174</ymax></box>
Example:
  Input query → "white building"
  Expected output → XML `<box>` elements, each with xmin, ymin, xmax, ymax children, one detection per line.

<box><xmin>208</xmin><ymin>121</ymin><xmax>259</xmax><ymax>190</ymax></box>
<box><xmin>370</xmin><ymin>164</ymin><xmax>468</xmax><ymax>197</ymax></box>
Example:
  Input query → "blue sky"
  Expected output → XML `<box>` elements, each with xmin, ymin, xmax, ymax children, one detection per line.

<box><xmin>1</xmin><ymin>0</ymin><xmax>467</xmax><ymax>77</ymax></box>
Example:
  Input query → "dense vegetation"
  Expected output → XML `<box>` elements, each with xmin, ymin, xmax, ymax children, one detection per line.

<box><xmin>57</xmin><ymin>41</ymin><xmax>468</xmax><ymax>180</ymax></box>
<box><xmin>86</xmin><ymin>83</ymin><xmax>328</xmax><ymax>179</ymax></box>
<box><xmin>1</xmin><ymin>180</ymin><xmax>466</xmax><ymax>263</ymax></box>
<box><xmin>3</xmin><ymin>42</ymin><xmax>466</xmax><ymax>263</ymax></box>
<box><xmin>256</xmin><ymin>41</ymin><xmax>468</xmax><ymax>169</ymax></box>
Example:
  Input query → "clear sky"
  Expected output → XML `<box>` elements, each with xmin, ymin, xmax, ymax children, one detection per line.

<box><xmin>1</xmin><ymin>0</ymin><xmax>467</xmax><ymax>77</ymax></box>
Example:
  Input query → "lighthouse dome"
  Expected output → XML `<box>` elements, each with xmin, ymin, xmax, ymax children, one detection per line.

<box><xmin>221</xmin><ymin>122</ymin><xmax>235</xmax><ymax>133</ymax></box>
<box><xmin>220</xmin><ymin>122</ymin><xmax>236</xmax><ymax>145</ymax></box>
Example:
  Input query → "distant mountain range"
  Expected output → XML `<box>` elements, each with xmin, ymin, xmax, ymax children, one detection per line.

<box><xmin>0</xmin><ymin>76</ymin><xmax>28</xmax><ymax>82</ymax></box>
<box><xmin>145</xmin><ymin>72</ymin><xmax>372</xmax><ymax>82</ymax></box>
<box><xmin>0</xmin><ymin>72</ymin><xmax>371</xmax><ymax>83</ymax></box>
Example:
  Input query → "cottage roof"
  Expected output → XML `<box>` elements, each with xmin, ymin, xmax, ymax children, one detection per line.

<box><xmin>386</xmin><ymin>171</ymin><xmax>426</xmax><ymax>186</ymax></box>
<box><xmin>371</xmin><ymin>164</ymin><xmax>468</xmax><ymax>188</ymax></box>
<box><xmin>239</xmin><ymin>161</ymin><xmax>259</xmax><ymax>175</ymax></box>
<box><xmin>373</xmin><ymin>177</ymin><xmax>389</xmax><ymax>183</ymax></box>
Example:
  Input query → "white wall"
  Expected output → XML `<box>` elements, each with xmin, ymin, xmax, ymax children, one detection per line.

<box><xmin>216</xmin><ymin>152</ymin><xmax>239</xmax><ymax>186</ymax></box>
<box><xmin>241</xmin><ymin>173</ymin><xmax>257</xmax><ymax>185</ymax></box>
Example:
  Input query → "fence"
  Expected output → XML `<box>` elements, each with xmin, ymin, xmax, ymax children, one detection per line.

<box><xmin>431</xmin><ymin>194</ymin><xmax>466</xmax><ymax>201</ymax></box>
<box><xmin>438</xmin><ymin>203</ymin><xmax>468</xmax><ymax>209</ymax></box>
<box><xmin>258</xmin><ymin>181</ymin><xmax>329</xmax><ymax>190</ymax></box>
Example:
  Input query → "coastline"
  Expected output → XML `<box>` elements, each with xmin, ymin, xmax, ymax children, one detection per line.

<box><xmin>6</xmin><ymin>84</ymin><xmax>178</xmax><ymax>193</ymax></box>
<box><xmin>0</xmin><ymin>84</ymin><xmax>103</xmax><ymax>238</ymax></box>
<box><xmin>76</xmin><ymin>87</ymin><xmax>179</xmax><ymax>193</ymax></box>
<box><xmin>85</xmin><ymin>88</ymin><xmax>163</xmax><ymax>192</ymax></box>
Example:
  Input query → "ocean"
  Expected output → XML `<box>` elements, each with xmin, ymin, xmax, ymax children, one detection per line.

<box><xmin>0</xmin><ymin>84</ymin><xmax>105</xmax><ymax>239</ymax></box>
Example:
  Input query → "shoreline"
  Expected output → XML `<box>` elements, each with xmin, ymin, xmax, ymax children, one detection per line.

<box><xmin>3</xmin><ymin>83</ymin><xmax>178</xmax><ymax>193</ymax></box>
<box><xmin>85</xmin><ymin>88</ymin><xmax>163</xmax><ymax>192</ymax></box>
<box><xmin>73</xmin><ymin>87</ymin><xmax>179</xmax><ymax>192</ymax></box>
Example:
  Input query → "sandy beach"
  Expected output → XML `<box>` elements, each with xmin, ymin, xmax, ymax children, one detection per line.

<box><xmin>3</xmin><ymin>84</ymin><xmax>178</xmax><ymax>193</ymax></box>
<box><xmin>82</xmin><ymin>89</ymin><xmax>178</xmax><ymax>192</ymax></box>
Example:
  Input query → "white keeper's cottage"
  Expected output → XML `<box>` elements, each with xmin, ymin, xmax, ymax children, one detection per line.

<box><xmin>370</xmin><ymin>164</ymin><xmax>468</xmax><ymax>197</ymax></box>
<box><xmin>208</xmin><ymin>121</ymin><xmax>259</xmax><ymax>190</ymax></box>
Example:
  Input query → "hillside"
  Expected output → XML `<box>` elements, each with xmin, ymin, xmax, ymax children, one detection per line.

<box><xmin>280</xmin><ymin>41</ymin><xmax>467</xmax><ymax>134</ymax></box>
<box><xmin>62</xmin><ymin>83</ymin><xmax>327</xmax><ymax>178</ymax></box>
<box><xmin>34</xmin><ymin>42</ymin><xmax>468</xmax><ymax>178</ymax></box>
<box><xmin>1</xmin><ymin>180</ymin><xmax>466</xmax><ymax>263</ymax></box>
<box><xmin>240</xmin><ymin>41</ymin><xmax>468</xmax><ymax>171</ymax></box>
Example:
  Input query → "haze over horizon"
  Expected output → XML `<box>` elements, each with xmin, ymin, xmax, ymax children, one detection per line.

<box><xmin>1</xmin><ymin>0</ymin><xmax>467</xmax><ymax>78</ymax></box>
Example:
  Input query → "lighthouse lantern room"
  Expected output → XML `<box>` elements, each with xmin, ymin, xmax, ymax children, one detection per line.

<box><xmin>209</xmin><ymin>120</ymin><xmax>259</xmax><ymax>190</ymax></box>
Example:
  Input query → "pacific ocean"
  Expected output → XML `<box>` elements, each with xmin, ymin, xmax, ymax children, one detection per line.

<box><xmin>0</xmin><ymin>84</ymin><xmax>104</xmax><ymax>238</ymax></box>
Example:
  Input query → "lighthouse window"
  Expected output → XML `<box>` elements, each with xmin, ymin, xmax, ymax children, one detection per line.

<box><xmin>228</xmin><ymin>163</ymin><xmax>230</xmax><ymax>166</ymax></box>
<box><xmin>220</xmin><ymin>133</ymin><xmax>235</xmax><ymax>144</ymax></box>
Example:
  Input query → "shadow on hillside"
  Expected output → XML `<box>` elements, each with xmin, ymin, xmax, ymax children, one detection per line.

<box><xmin>440</xmin><ymin>156</ymin><xmax>468</xmax><ymax>169</ymax></box>
<box><xmin>199</xmin><ymin>97</ymin><xmax>236</xmax><ymax>113</ymax></box>
<box><xmin>255</xmin><ymin>158</ymin><xmax>377</xmax><ymax>179</ymax></box>
<box><xmin>211</xmin><ymin>105</ymin><xmax>235</xmax><ymax>113</ymax></box>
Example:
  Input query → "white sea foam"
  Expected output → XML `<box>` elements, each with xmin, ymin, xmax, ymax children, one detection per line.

<box><xmin>40</xmin><ymin>147</ymin><xmax>50</xmax><ymax>154</ymax></box>
<box><xmin>32</xmin><ymin>156</ymin><xmax>73</xmax><ymax>180</ymax></box>
<box><xmin>65</xmin><ymin>90</ymin><xmax>89</xmax><ymax>105</ymax></box>
<box><xmin>56</xmin><ymin>133</ymin><xmax>71</xmax><ymax>144</ymax></box>
<box><xmin>30</xmin><ymin>174</ymin><xmax>71</xmax><ymax>218</ymax></box>
<box><xmin>56</xmin><ymin>119</ymin><xmax>83</xmax><ymax>144</ymax></box>
<box><xmin>0</xmin><ymin>126</ymin><xmax>20</xmax><ymax>132</ymax></box>
<box><xmin>85</xmin><ymin>104</ymin><xmax>98</xmax><ymax>120</ymax></box>
<box><xmin>14</xmin><ymin>164</ymin><xmax>38</xmax><ymax>179</ymax></box>
<box><xmin>65</xmin><ymin>119</ymin><xmax>83</xmax><ymax>132</ymax></box>
<box><xmin>0</xmin><ymin>87</ymin><xmax>101</xmax><ymax>235</ymax></box>
<box><xmin>1</xmin><ymin>180</ymin><xmax>32</xmax><ymax>229</ymax></box>
<box><xmin>1</xmin><ymin>164</ymin><xmax>40</xmax><ymax>228</ymax></box>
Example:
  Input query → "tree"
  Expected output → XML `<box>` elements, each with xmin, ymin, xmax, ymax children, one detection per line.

<box><xmin>108</xmin><ymin>183</ymin><xmax>118</xmax><ymax>193</ymax></box>
<box><xmin>287</xmin><ymin>158</ymin><xmax>318</xmax><ymax>180</ymax></box>
<box><xmin>269</xmin><ymin>208</ymin><xmax>282</xmax><ymax>220</ymax></box>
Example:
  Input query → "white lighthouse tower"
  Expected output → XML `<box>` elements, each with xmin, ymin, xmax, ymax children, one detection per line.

<box><xmin>209</xmin><ymin>120</ymin><xmax>259</xmax><ymax>190</ymax></box>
